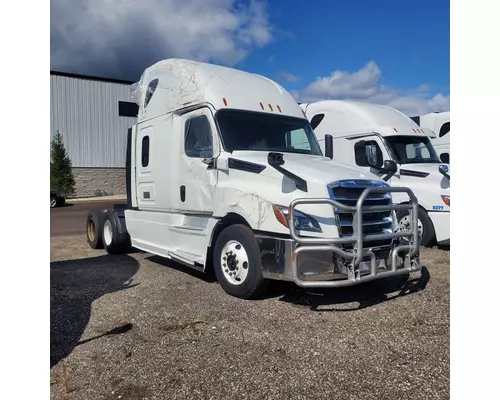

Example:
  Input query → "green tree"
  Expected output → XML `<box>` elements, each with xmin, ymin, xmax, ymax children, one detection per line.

<box><xmin>50</xmin><ymin>131</ymin><xmax>76</xmax><ymax>197</ymax></box>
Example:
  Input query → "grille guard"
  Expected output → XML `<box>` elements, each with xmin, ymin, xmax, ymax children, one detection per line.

<box><xmin>288</xmin><ymin>186</ymin><xmax>421</xmax><ymax>288</ymax></box>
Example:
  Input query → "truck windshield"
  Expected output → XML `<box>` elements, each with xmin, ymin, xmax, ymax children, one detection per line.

<box><xmin>385</xmin><ymin>135</ymin><xmax>440</xmax><ymax>164</ymax></box>
<box><xmin>216</xmin><ymin>110</ymin><xmax>323</xmax><ymax>156</ymax></box>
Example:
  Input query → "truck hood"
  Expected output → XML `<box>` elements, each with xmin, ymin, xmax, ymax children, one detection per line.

<box><xmin>215</xmin><ymin>151</ymin><xmax>384</xmax><ymax>237</ymax></box>
<box><xmin>397</xmin><ymin>162</ymin><xmax>450</xmax><ymax>196</ymax></box>
<box><xmin>229</xmin><ymin>151</ymin><xmax>379</xmax><ymax>184</ymax></box>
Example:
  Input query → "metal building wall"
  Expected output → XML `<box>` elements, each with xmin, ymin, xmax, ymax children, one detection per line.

<box><xmin>50</xmin><ymin>74</ymin><xmax>137</xmax><ymax>168</ymax></box>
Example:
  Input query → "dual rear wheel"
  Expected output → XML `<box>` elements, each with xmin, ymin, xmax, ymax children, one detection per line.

<box><xmin>86</xmin><ymin>210</ymin><xmax>130</xmax><ymax>254</ymax></box>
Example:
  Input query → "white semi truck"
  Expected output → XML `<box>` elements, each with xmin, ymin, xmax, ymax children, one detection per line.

<box><xmin>85</xmin><ymin>59</ymin><xmax>423</xmax><ymax>299</ymax></box>
<box><xmin>301</xmin><ymin>100</ymin><xmax>450</xmax><ymax>248</ymax></box>
<box><xmin>410</xmin><ymin>111</ymin><xmax>450</xmax><ymax>163</ymax></box>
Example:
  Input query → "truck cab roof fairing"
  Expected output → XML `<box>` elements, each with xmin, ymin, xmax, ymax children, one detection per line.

<box><xmin>130</xmin><ymin>58</ymin><xmax>305</xmax><ymax>123</ymax></box>
<box><xmin>304</xmin><ymin>100</ymin><xmax>436</xmax><ymax>139</ymax></box>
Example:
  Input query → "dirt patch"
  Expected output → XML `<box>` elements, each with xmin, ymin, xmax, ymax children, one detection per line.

<box><xmin>51</xmin><ymin>235</ymin><xmax>449</xmax><ymax>400</ymax></box>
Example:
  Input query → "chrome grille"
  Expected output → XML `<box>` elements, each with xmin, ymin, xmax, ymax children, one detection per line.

<box><xmin>328</xmin><ymin>180</ymin><xmax>393</xmax><ymax>248</ymax></box>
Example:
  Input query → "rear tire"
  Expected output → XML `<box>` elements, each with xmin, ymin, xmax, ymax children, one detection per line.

<box><xmin>102</xmin><ymin>211</ymin><xmax>131</xmax><ymax>255</ymax></box>
<box><xmin>86</xmin><ymin>211</ymin><xmax>105</xmax><ymax>249</ymax></box>
<box><xmin>213</xmin><ymin>224</ymin><xmax>268</xmax><ymax>299</ymax></box>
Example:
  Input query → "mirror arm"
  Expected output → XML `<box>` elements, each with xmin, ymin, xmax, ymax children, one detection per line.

<box><xmin>202</xmin><ymin>157</ymin><xmax>216</xmax><ymax>169</ymax></box>
<box><xmin>439</xmin><ymin>170</ymin><xmax>450</xmax><ymax>180</ymax></box>
<box><xmin>382</xmin><ymin>170</ymin><xmax>396</xmax><ymax>181</ymax></box>
<box><xmin>373</xmin><ymin>160</ymin><xmax>398</xmax><ymax>181</ymax></box>
<box><xmin>371</xmin><ymin>165</ymin><xmax>395</xmax><ymax>181</ymax></box>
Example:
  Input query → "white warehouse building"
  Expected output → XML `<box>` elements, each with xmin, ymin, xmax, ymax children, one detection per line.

<box><xmin>50</xmin><ymin>71</ymin><xmax>139</xmax><ymax>197</ymax></box>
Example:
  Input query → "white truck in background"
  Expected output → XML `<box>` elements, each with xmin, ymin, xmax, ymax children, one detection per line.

<box><xmin>301</xmin><ymin>100</ymin><xmax>450</xmax><ymax>248</ymax></box>
<box><xmin>85</xmin><ymin>59</ymin><xmax>423</xmax><ymax>299</ymax></box>
<box><xmin>410</xmin><ymin>111</ymin><xmax>450</xmax><ymax>163</ymax></box>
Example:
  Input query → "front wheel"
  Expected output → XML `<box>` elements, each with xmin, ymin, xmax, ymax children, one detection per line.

<box><xmin>396</xmin><ymin>208</ymin><xmax>435</xmax><ymax>247</ymax></box>
<box><xmin>213</xmin><ymin>224</ymin><xmax>268</xmax><ymax>299</ymax></box>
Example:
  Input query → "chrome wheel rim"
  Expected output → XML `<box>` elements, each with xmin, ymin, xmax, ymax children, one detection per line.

<box><xmin>220</xmin><ymin>240</ymin><xmax>249</xmax><ymax>285</ymax></box>
<box><xmin>103</xmin><ymin>220</ymin><xmax>113</xmax><ymax>246</ymax></box>
<box><xmin>397</xmin><ymin>215</ymin><xmax>423</xmax><ymax>240</ymax></box>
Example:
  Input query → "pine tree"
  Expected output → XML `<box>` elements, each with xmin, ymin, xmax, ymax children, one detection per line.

<box><xmin>50</xmin><ymin>131</ymin><xmax>76</xmax><ymax>197</ymax></box>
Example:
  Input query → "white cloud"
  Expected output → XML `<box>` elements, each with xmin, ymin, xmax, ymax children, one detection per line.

<box><xmin>275</xmin><ymin>71</ymin><xmax>300</xmax><ymax>83</ymax></box>
<box><xmin>50</xmin><ymin>0</ymin><xmax>272</xmax><ymax>80</ymax></box>
<box><xmin>295</xmin><ymin>61</ymin><xmax>450</xmax><ymax>116</ymax></box>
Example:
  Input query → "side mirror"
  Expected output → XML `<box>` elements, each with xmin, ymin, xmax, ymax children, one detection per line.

<box><xmin>440</xmin><ymin>153</ymin><xmax>449</xmax><ymax>164</ymax></box>
<box><xmin>439</xmin><ymin>164</ymin><xmax>450</xmax><ymax>180</ymax></box>
<box><xmin>365</xmin><ymin>144</ymin><xmax>378</xmax><ymax>167</ymax></box>
<box><xmin>325</xmin><ymin>134</ymin><xmax>333</xmax><ymax>159</ymax></box>
<box><xmin>379</xmin><ymin>160</ymin><xmax>397</xmax><ymax>182</ymax></box>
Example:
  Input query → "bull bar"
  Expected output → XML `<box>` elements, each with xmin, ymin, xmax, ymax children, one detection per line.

<box><xmin>288</xmin><ymin>187</ymin><xmax>421</xmax><ymax>288</ymax></box>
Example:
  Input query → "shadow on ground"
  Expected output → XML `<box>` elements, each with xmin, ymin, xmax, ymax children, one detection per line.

<box><xmin>266</xmin><ymin>267</ymin><xmax>431</xmax><ymax>311</ymax></box>
<box><xmin>146</xmin><ymin>253</ymin><xmax>430</xmax><ymax>312</ymax></box>
<box><xmin>145</xmin><ymin>255</ymin><xmax>218</xmax><ymax>283</ymax></box>
<box><xmin>50</xmin><ymin>254</ymin><xmax>139</xmax><ymax>368</ymax></box>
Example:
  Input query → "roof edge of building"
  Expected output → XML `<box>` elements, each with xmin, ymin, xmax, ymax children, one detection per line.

<box><xmin>50</xmin><ymin>70</ymin><xmax>136</xmax><ymax>85</ymax></box>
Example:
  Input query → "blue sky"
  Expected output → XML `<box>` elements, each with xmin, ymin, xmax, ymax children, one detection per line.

<box><xmin>51</xmin><ymin>0</ymin><xmax>450</xmax><ymax>115</ymax></box>
<box><xmin>241</xmin><ymin>0</ymin><xmax>450</xmax><ymax>93</ymax></box>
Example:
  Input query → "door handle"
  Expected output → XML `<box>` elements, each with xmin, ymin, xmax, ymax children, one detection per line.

<box><xmin>180</xmin><ymin>186</ymin><xmax>186</xmax><ymax>202</ymax></box>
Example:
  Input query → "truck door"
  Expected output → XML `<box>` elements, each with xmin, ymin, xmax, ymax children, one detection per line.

<box><xmin>178</xmin><ymin>107</ymin><xmax>220</xmax><ymax>213</ymax></box>
<box><xmin>135</xmin><ymin>124</ymin><xmax>156</xmax><ymax>209</ymax></box>
<box><xmin>352</xmin><ymin>135</ymin><xmax>394</xmax><ymax>183</ymax></box>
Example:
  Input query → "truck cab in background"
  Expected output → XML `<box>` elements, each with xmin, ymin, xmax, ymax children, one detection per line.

<box><xmin>301</xmin><ymin>100</ymin><xmax>450</xmax><ymax>248</ymax></box>
<box><xmin>410</xmin><ymin>111</ymin><xmax>450</xmax><ymax>163</ymax></box>
<box><xmin>86</xmin><ymin>59</ymin><xmax>423</xmax><ymax>299</ymax></box>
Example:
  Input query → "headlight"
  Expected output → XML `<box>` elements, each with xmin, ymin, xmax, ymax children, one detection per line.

<box><xmin>441</xmin><ymin>195</ymin><xmax>450</xmax><ymax>206</ymax></box>
<box><xmin>272</xmin><ymin>205</ymin><xmax>322</xmax><ymax>233</ymax></box>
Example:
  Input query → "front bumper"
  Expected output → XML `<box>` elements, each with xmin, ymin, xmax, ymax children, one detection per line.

<box><xmin>258</xmin><ymin>186</ymin><xmax>422</xmax><ymax>288</ymax></box>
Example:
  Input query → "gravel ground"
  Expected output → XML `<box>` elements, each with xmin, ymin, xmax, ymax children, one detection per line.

<box><xmin>50</xmin><ymin>235</ymin><xmax>449</xmax><ymax>400</ymax></box>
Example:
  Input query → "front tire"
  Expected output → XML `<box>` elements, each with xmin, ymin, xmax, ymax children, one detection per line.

<box><xmin>213</xmin><ymin>224</ymin><xmax>268</xmax><ymax>299</ymax></box>
<box><xmin>396</xmin><ymin>207</ymin><xmax>435</xmax><ymax>247</ymax></box>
